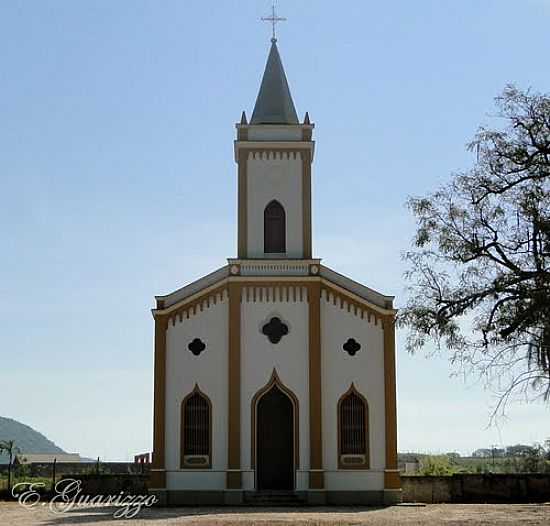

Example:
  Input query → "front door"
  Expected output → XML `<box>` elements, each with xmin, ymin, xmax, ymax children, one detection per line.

<box><xmin>256</xmin><ymin>385</ymin><xmax>294</xmax><ymax>490</ymax></box>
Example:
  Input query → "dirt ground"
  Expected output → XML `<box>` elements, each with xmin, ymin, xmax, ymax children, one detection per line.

<box><xmin>1</xmin><ymin>502</ymin><xmax>550</xmax><ymax>526</ymax></box>
<box><xmin>0</xmin><ymin>502</ymin><xmax>550</xmax><ymax>526</ymax></box>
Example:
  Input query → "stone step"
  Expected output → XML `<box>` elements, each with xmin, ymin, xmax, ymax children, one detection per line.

<box><xmin>243</xmin><ymin>491</ymin><xmax>307</xmax><ymax>506</ymax></box>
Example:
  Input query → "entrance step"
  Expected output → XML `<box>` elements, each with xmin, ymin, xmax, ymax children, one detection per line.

<box><xmin>243</xmin><ymin>491</ymin><xmax>307</xmax><ymax>506</ymax></box>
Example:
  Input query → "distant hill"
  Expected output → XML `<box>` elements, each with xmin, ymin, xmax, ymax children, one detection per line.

<box><xmin>0</xmin><ymin>417</ymin><xmax>65</xmax><ymax>464</ymax></box>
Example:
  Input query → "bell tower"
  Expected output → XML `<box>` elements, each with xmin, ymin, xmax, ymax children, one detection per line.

<box><xmin>234</xmin><ymin>38</ymin><xmax>315</xmax><ymax>259</ymax></box>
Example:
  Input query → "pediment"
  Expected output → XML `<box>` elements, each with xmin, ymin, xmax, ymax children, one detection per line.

<box><xmin>153</xmin><ymin>261</ymin><xmax>396</xmax><ymax>327</ymax></box>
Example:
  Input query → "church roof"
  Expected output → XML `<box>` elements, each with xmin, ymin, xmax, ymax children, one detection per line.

<box><xmin>154</xmin><ymin>262</ymin><xmax>395</xmax><ymax>315</ymax></box>
<box><xmin>251</xmin><ymin>39</ymin><xmax>299</xmax><ymax>125</ymax></box>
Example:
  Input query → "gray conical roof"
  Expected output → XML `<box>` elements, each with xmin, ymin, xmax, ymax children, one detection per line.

<box><xmin>251</xmin><ymin>40</ymin><xmax>299</xmax><ymax>125</ymax></box>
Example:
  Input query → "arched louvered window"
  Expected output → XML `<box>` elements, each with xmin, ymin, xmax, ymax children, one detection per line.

<box><xmin>338</xmin><ymin>385</ymin><xmax>369</xmax><ymax>469</ymax></box>
<box><xmin>264</xmin><ymin>200</ymin><xmax>286</xmax><ymax>253</ymax></box>
<box><xmin>181</xmin><ymin>387</ymin><xmax>211</xmax><ymax>468</ymax></box>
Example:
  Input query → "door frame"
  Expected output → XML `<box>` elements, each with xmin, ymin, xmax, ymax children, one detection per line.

<box><xmin>251</xmin><ymin>368</ymin><xmax>300</xmax><ymax>490</ymax></box>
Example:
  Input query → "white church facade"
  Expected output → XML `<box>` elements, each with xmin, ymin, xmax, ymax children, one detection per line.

<box><xmin>150</xmin><ymin>37</ymin><xmax>401</xmax><ymax>506</ymax></box>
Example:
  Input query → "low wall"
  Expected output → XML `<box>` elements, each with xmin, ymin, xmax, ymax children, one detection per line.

<box><xmin>61</xmin><ymin>473</ymin><xmax>550</xmax><ymax>504</ymax></box>
<box><xmin>7</xmin><ymin>472</ymin><xmax>547</xmax><ymax>504</ymax></box>
<box><xmin>60</xmin><ymin>474</ymin><xmax>150</xmax><ymax>496</ymax></box>
<box><xmin>0</xmin><ymin>462</ymin><xmax>149</xmax><ymax>477</ymax></box>
<box><xmin>402</xmin><ymin>474</ymin><xmax>550</xmax><ymax>503</ymax></box>
<box><xmin>402</xmin><ymin>475</ymin><xmax>452</xmax><ymax>503</ymax></box>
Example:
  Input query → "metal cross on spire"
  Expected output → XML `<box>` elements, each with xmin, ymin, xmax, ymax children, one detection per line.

<box><xmin>261</xmin><ymin>3</ymin><xmax>287</xmax><ymax>43</ymax></box>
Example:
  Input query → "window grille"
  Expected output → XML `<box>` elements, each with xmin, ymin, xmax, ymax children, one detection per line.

<box><xmin>339</xmin><ymin>391</ymin><xmax>367</xmax><ymax>456</ymax></box>
<box><xmin>182</xmin><ymin>392</ymin><xmax>210</xmax><ymax>459</ymax></box>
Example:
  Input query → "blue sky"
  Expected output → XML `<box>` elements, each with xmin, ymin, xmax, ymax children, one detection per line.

<box><xmin>1</xmin><ymin>0</ymin><xmax>549</xmax><ymax>460</ymax></box>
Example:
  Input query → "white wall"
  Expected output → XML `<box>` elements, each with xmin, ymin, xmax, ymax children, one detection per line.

<box><xmin>240</xmin><ymin>286</ymin><xmax>310</xmax><ymax>490</ymax></box>
<box><xmin>321</xmin><ymin>290</ymin><xmax>386</xmax><ymax>491</ymax></box>
<box><xmin>163</xmin><ymin>284</ymin><xmax>388</xmax><ymax>493</ymax></box>
<box><xmin>165</xmin><ymin>293</ymin><xmax>228</xmax><ymax>490</ymax></box>
<box><xmin>325</xmin><ymin>471</ymin><xmax>385</xmax><ymax>491</ymax></box>
<box><xmin>246</xmin><ymin>152</ymin><xmax>303</xmax><ymax>258</ymax></box>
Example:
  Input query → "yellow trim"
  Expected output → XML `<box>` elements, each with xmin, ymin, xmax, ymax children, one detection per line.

<box><xmin>383</xmin><ymin>315</ymin><xmax>400</xmax><ymax>490</ymax></box>
<box><xmin>238</xmin><ymin>150</ymin><xmax>248</xmax><ymax>258</ymax></box>
<box><xmin>227</xmin><ymin>282</ymin><xmax>242</xmax><ymax>489</ymax></box>
<box><xmin>320</xmin><ymin>279</ymin><xmax>397</xmax><ymax>316</ymax></box>
<box><xmin>308</xmin><ymin>282</ymin><xmax>324</xmax><ymax>489</ymax></box>
<box><xmin>151</xmin><ymin>316</ymin><xmax>167</xmax><ymax>489</ymax></box>
<box><xmin>302</xmin><ymin>149</ymin><xmax>312</xmax><ymax>258</ymax></box>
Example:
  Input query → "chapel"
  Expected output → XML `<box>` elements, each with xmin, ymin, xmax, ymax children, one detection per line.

<box><xmin>150</xmin><ymin>35</ymin><xmax>400</xmax><ymax>506</ymax></box>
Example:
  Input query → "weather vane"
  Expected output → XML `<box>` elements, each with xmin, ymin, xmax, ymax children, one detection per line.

<box><xmin>261</xmin><ymin>2</ymin><xmax>286</xmax><ymax>42</ymax></box>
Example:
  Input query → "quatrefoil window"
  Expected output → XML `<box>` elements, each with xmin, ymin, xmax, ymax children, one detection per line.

<box><xmin>262</xmin><ymin>317</ymin><xmax>289</xmax><ymax>344</ymax></box>
<box><xmin>188</xmin><ymin>338</ymin><xmax>206</xmax><ymax>356</ymax></box>
<box><xmin>343</xmin><ymin>338</ymin><xmax>361</xmax><ymax>356</ymax></box>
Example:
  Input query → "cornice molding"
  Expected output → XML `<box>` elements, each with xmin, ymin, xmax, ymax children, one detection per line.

<box><xmin>234</xmin><ymin>141</ymin><xmax>315</xmax><ymax>162</ymax></box>
<box><xmin>153</xmin><ymin>274</ymin><xmax>396</xmax><ymax>328</ymax></box>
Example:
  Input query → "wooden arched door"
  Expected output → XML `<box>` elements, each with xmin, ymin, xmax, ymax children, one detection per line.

<box><xmin>256</xmin><ymin>385</ymin><xmax>294</xmax><ymax>490</ymax></box>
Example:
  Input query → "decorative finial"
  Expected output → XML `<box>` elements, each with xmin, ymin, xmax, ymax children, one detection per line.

<box><xmin>261</xmin><ymin>2</ymin><xmax>286</xmax><ymax>42</ymax></box>
<box><xmin>304</xmin><ymin>112</ymin><xmax>311</xmax><ymax>125</ymax></box>
<box><xmin>241</xmin><ymin>111</ymin><xmax>248</xmax><ymax>125</ymax></box>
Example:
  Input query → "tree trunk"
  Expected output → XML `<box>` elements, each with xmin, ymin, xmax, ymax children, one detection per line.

<box><xmin>7</xmin><ymin>451</ymin><xmax>12</xmax><ymax>494</ymax></box>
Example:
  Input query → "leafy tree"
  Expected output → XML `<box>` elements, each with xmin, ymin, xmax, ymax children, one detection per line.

<box><xmin>507</xmin><ymin>443</ymin><xmax>548</xmax><ymax>473</ymax></box>
<box><xmin>506</xmin><ymin>444</ymin><xmax>537</xmax><ymax>457</ymax></box>
<box><xmin>401</xmin><ymin>86</ymin><xmax>550</xmax><ymax>413</ymax></box>
<box><xmin>0</xmin><ymin>440</ymin><xmax>20</xmax><ymax>492</ymax></box>
<box><xmin>419</xmin><ymin>455</ymin><xmax>455</xmax><ymax>476</ymax></box>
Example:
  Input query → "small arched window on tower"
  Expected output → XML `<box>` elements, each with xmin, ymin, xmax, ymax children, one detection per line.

<box><xmin>338</xmin><ymin>385</ymin><xmax>369</xmax><ymax>469</ymax></box>
<box><xmin>264</xmin><ymin>200</ymin><xmax>286</xmax><ymax>254</ymax></box>
<box><xmin>181</xmin><ymin>387</ymin><xmax>211</xmax><ymax>468</ymax></box>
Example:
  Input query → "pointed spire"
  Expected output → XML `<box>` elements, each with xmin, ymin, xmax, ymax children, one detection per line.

<box><xmin>304</xmin><ymin>111</ymin><xmax>310</xmax><ymax>125</ymax></box>
<box><xmin>251</xmin><ymin>40</ymin><xmax>298</xmax><ymax>125</ymax></box>
<box><xmin>240</xmin><ymin>111</ymin><xmax>248</xmax><ymax>125</ymax></box>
